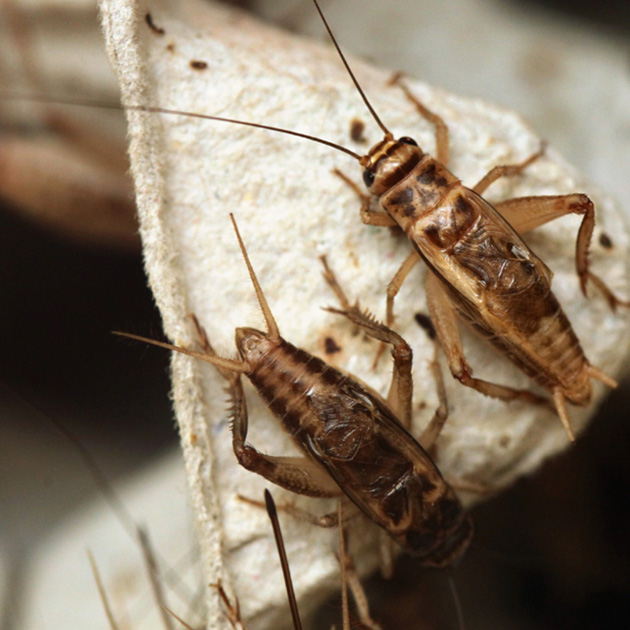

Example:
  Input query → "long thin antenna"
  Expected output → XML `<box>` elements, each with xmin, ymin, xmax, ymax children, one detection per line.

<box><xmin>0</xmin><ymin>92</ymin><xmax>362</xmax><ymax>160</ymax></box>
<box><xmin>112</xmin><ymin>331</ymin><xmax>250</xmax><ymax>373</ymax></box>
<box><xmin>264</xmin><ymin>490</ymin><xmax>303</xmax><ymax>630</ymax></box>
<box><xmin>88</xmin><ymin>549</ymin><xmax>122</xmax><ymax>630</ymax></box>
<box><xmin>311</xmin><ymin>0</ymin><xmax>391</xmax><ymax>137</ymax></box>
<box><xmin>230</xmin><ymin>214</ymin><xmax>281</xmax><ymax>342</ymax></box>
<box><xmin>448</xmin><ymin>572</ymin><xmax>467</xmax><ymax>630</ymax></box>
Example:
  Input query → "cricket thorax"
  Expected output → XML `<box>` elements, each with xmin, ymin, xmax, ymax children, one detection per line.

<box><xmin>380</xmin><ymin>156</ymin><xmax>462</xmax><ymax>233</ymax></box>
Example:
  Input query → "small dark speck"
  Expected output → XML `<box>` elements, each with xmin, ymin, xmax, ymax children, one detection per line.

<box><xmin>166</xmin><ymin>42</ymin><xmax>175</xmax><ymax>53</ymax></box>
<box><xmin>190</xmin><ymin>60</ymin><xmax>208</xmax><ymax>70</ymax></box>
<box><xmin>599</xmin><ymin>232</ymin><xmax>613</xmax><ymax>249</ymax></box>
<box><xmin>415</xmin><ymin>312</ymin><xmax>436</xmax><ymax>340</ymax></box>
<box><xmin>350</xmin><ymin>117</ymin><xmax>366</xmax><ymax>143</ymax></box>
<box><xmin>324</xmin><ymin>336</ymin><xmax>342</xmax><ymax>355</ymax></box>
<box><xmin>145</xmin><ymin>12</ymin><xmax>165</xmax><ymax>36</ymax></box>
<box><xmin>499</xmin><ymin>435</ymin><xmax>510</xmax><ymax>448</ymax></box>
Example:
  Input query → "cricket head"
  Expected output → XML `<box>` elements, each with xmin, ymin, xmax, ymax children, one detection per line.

<box><xmin>235</xmin><ymin>326</ymin><xmax>279</xmax><ymax>367</ymax></box>
<box><xmin>360</xmin><ymin>136</ymin><xmax>424</xmax><ymax>196</ymax></box>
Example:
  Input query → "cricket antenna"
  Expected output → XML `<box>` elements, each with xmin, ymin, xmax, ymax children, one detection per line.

<box><xmin>230</xmin><ymin>213</ymin><xmax>281</xmax><ymax>342</ymax></box>
<box><xmin>448</xmin><ymin>571</ymin><xmax>467</xmax><ymax>630</ymax></box>
<box><xmin>265</xmin><ymin>490</ymin><xmax>304</xmax><ymax>630</ymax></box>
<box><xmin>311</xmin><ymin>0</ymin><xmax>391</xmax><ymax>138</ymax></box>
<box><xmin>0</xmin><ymin>92</ymin><xmax>362</xmax><ymax>161</ymax></box>
<box><xmin>111</xmin><ymin>332</ymin><xmax>251</xmax><ymax>374</ymax></box>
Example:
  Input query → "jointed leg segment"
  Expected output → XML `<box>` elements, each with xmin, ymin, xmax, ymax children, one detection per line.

<box><xmin>425</xmin><ymin>271</ymin><xmax>551</xmax><ymax>407</ymax></box>
<box><xmin>473</xmin><ymin>147</ymin><xmax>629</xmax><ymax>310</ymax></box>
<box><xmin>320</xmin><ymin>255</ymin><xmax>413</xmax><ymax>430</ymax></box>
<box><xmin>389</xmin><ymin>72</ymin><xmax>450</xmax><ymax>166</ymax></box>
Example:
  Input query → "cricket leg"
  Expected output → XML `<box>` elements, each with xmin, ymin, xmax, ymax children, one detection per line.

<box><xmin>417</xmin><ymin>341</ymin><xmax>450</xmax><ymax>451</ymax></box>
<box><xmin>425</xmin><ymin>271</ymin><xmax>551</xmax><ymax>407</ymax></box>
<box><xmin>371</xmin><ymin>249</ymin><xmax>422</xmax><ymax>368</ymax></box>
<box><xmin>238</xmin><ymin>493</ymin><xmax>361</xmax><ymax>528</ymax></box>
<box><xmin>386</xmin><ymin>249</ymin><xmax>422</xmax><ymax>329</ymax></box>
<box><xmin>320</xmin><ymin>255</ymin><xmax>413</xmax><ymax>430</ymax></box>
<box><xmin>333</xmin><ymin>168</ymin><xmax>397</xmax><ymax>227</ymax></box>
<box><xmin>338</xmin><ymin>505</ymin><xmax>382</xmax><ymax>630</ymax></box>
<box><xmin>494</xmin><ymin>194</ymin><xmax>630</xmax><ymax>310</ymax></box>
<box><xmin>210</xmin><ymin>580</ymin><xmax>246</xmax><ymax>630</ymax></box>
<box><xmin>471</xmin><ymin>143</ymin><xmax>546</xmax><ymax>195</ymax></box>
<box><xmin>229</xmin><ymin>375</ymin><xmax>344</xmax><ymax>499</ymax></box>
<box><xmin>389</xmin><ymin>72</ymin><xmax>450</xmax><ymax>166</ymax></box>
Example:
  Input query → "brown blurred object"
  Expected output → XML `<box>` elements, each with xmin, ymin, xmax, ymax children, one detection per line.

<box><xmin>0</xmin><ymin>0</ymin><xmax>139</xmax><ymax>251</ymax></box>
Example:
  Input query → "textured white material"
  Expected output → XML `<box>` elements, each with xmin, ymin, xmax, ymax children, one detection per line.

<box><xmin>99</xmin><ymin>1</ymin><xmax>630</xmax><ymax>628</ymax></box>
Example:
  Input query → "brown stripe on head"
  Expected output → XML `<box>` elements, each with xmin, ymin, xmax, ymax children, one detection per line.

<box><xmin>362</xmin><ymin>138</ymin><xmax>423</xmax><ymax>196</ymax></box>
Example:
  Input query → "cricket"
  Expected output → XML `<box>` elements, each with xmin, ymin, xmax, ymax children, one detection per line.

<box><xmin>4</xmin><ymin>0</ymin><xmax>629</xmax><ymax>627</ymax></box>
<box><xmin>117</xmin><ymin>213</ymin><xmax>474</xmax><ymax>569</ymax></box>
<box><xmin>108</xmin><ymin>0</ymin><xmax>628</xmax><ymax>443</ymax></box>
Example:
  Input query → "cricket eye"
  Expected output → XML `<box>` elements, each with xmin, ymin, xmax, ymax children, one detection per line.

<box><xmin>362</xmin><ymin>168</ymin><xmax>375</xmax><ymax>188</ymax></box>
<box><xmin>399</xmin><ymin>136</ymin><xmax>418</xmax><ymax>146</ymax></box>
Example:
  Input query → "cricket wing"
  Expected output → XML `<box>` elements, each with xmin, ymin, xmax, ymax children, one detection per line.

<box><xmin>305</xmin><ymin>379</ymin><xmax>465</xmax><ymax>559</ymax></box>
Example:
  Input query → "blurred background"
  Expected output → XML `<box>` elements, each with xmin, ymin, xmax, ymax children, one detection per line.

<box><xmin>1</xmin><ymin>0</ymin><xmax>629</xmax><ymax>628</ymax></box>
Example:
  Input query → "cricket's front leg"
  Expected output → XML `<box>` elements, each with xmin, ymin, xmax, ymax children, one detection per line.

<box><xmin>228</xmin><ymin>375</ymin><xmax>343</xmax><ymax>499</ymax></box>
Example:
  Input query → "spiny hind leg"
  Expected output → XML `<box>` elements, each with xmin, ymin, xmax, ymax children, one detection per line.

<box><xmin>426</xmin><ymin>271</ymin><xmax>551</xmax><ymax>407</ymax></box>
<box><xmin>389</xmin><ymin>72</ymin><xmax>450</xmax><ymax>166</ymax></box>
<box><xmin>229</xmin><ymin>374</ymin><xmax>343</xmax><ymax>498</ymax></box>
<box><xmin>320</xmin><ymin>255</ymin><xmax>413</xmax><ymax>430</ymax></box>
<box><xmin>493</xmin><ymin>194</ymin><xmax>630</xmax><ymax>309</ymax></box>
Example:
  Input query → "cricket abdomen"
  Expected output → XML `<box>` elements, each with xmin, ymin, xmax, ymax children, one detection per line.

<box><xmin>487</xmin><ymin>296</ymin><xmax>593</xmax><ymax>405</ymax></box>
<box><xmin>246</xmin><ymin>337</ymin><xmax>340</xmax><ymax>440</ymax></box>
<box><xmin>244</xmin><ymin>335</ymin><xmax>471</xmax><ymax>565</ymax></box>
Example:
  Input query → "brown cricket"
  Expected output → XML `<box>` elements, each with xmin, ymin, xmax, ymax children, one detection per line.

<box><xmin>117</xmin><ymin>214</ymin><xmax>473</xmax><ymax>568</ymax></box>
<box><xmin>306</xmin><ymin>0</ymin><xmax>628</xmax><ymax>443</ymax></box>
<box><xmin>120</xmin><ymin>0</ymin><xmax>626</xmax><ymax>442</ymax></box>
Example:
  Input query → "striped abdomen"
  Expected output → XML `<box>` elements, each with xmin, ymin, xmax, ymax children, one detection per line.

<box><xmin>243</xmin><ymin>335</ymin><xmax>472</xmax><ymax>565</ymax></box>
